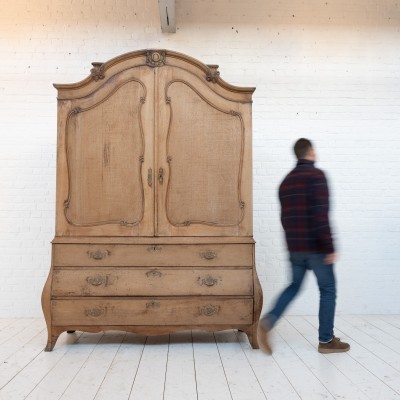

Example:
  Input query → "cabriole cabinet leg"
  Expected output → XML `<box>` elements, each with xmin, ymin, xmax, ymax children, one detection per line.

<box><xmin>44</xmin><ymin>333</ymin><xmax>60</xmax><ymax>352</ymax></box>
<box><xmin>243</xmin><ymin>323</ymin><xmax>259</xmax><ymax>349</ymax></box>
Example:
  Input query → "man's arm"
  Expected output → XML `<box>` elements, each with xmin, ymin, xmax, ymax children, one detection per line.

<box><xmin>310</xmin><ymin>171</ymin><xmax>335</xmax><ymax>257</ymax></box>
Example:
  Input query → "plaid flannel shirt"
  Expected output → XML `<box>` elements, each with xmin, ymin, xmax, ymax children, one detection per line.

<box><xmin>279</xmin><ymin>159</ymin><xmax>334</xmax><ymax>254</ymax></box>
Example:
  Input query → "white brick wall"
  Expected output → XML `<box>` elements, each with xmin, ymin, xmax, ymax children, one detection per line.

<box><xmin>1</xmin><ymin>0</ymin><xmax>399</xmax><ymax>317</ymax></box>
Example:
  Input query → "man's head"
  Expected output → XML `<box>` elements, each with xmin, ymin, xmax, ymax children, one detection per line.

<box><xmin>293</xmin><ymin>138</ymin><xmax>315</xmax><ymax>161</ymax></box>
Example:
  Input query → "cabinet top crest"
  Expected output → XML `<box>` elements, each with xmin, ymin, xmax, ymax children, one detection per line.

<box><xmin>54</xmin><ymin>49</ymin><xmax>255</xmax><ymax>102</ymax></box>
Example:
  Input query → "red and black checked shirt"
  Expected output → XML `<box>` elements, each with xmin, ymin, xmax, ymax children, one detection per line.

<box><xmin>279</xmin><ymin>159</ymin><xmax>334</xmax><ymax>254</ymax></box>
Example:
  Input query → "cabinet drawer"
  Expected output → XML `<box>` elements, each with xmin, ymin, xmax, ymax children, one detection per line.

<box><xmin>52</xmin><ymin>267</ymin><xmax>253</xmax><ymax>297</ymax></box>
<box><xmin>53</xmin><ymin>244</ymin><xmax>253</xmax><ymax>267</ymax></box>
<box><xmin>52</xmin><ymin>298</ymin><xmax>253</xmax><ymax>326</ymax></box>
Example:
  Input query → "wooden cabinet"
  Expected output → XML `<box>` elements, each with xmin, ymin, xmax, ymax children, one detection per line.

<box><xmin>42</xmin><ymin>50</ymin><xmax>262</xmax><ymax>351</ymax></box>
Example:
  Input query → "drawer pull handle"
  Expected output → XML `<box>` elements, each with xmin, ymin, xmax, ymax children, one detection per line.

<box><xmin>200</xmin><ymin>251</ymin><xmax>217</xmax><ymax>260</ymax></box>
<box><xmin>148</xmin><ymin>168</ymin><xmax>153</xmax><ymax>187</ymax></box>
<box><xmin>146</xmin><ymin>301</ymin><xmax>160</xmax><ymax>308</ymax></box>
<box><xmin>146</xmin><ymin>270</ymin><xmax>162</xmax><ymax>278</ymax></box>
<box><xmin>198</xmin><ymin>275</ymin><xmax>218</xmax><ymax>287</ymax></box>
<box><xmin>147</xmin><ymin>245</ymin><xmax>162</xmax><ymax>253</ymax></box>
<box><xmin>199</xmin><ymin>305</ymin><xmax>220</xmax><ymax>316</ymax></box>
<box><xmin>85</xmin><ymin>307</ymin><xmax>106</xmax><ymax>317</ymax></box>
<box><xmin>87</xmin><ymin>275</ymin><xmax>108</xmax><ymax>286</ymax></box>
<box><xmin>87</xmin><ymin>250</ymin><xmax>109</xmax><ymax>260</ymax></box>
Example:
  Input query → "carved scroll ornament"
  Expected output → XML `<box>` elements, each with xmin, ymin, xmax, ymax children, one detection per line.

<box><xmin>90</xmin><ymin>62</ymin><xmax>105</xmax><ymax>81</ymax></box>
<box><xmin>206</xmin><ymin>65</ymin><xmax>220</xmax><ymax>83</ymax></box>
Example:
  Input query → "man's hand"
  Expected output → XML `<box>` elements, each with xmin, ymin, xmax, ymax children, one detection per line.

<box><xmin>324</xmin><ymin>253</ymin><xmax>336</xmax><ymax>265</ymax></box>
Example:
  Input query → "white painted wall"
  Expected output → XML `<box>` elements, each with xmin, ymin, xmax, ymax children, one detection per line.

<box><xmin>0</xmin><ymin>0</ymin><xmax>399</xmax><ymax>317</ymax></box>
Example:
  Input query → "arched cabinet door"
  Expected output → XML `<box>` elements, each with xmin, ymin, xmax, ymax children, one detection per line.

<box><xmin>155</xmin><ymin>65</ymin><xmax>253</xmax><ymax>237</ymax></box>
<box><xmin>55</xmin><ymin>66</ymin><xmax>155</xmax><ymax>236</ymax></box>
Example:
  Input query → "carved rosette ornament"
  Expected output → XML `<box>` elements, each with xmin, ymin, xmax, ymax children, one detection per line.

<box><xmin>146</xmin><ymin>50</ymin><xmax>166</xmax><ymax>67</ymax></box>
<box><xmin>90</xmin><ymin>62</ymin><xmax>105</xmax><ymax>81</ymax></box>
<box><xmin>206</xmin><ymin>64</ymin><xmax>220</xmax><ymax>83</ymax></box>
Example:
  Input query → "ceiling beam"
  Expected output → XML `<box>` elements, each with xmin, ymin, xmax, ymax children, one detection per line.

<box><xmin>158</xmin><ymin>0</ymin><xmax>176</xmax><ymax>33</ymax></box>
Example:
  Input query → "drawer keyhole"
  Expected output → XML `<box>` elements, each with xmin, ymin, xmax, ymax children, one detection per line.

<box><xmin>146</xmin><ymin>270</ymin><xmax>162</xmax><ymax>278</ymax></box>
<box><xmin>147</xmin><ymin>246</ymin><xmax>162</xmax><ymax>253</ymax></box>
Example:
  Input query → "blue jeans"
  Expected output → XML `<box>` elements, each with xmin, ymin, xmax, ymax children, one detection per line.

<box><xmin>262</xmin><ymin>252</ymin><xmax>337</xmax><ymax>343</ymax></box>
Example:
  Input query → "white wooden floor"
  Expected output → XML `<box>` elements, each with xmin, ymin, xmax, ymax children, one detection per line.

<box><xmin>0</xmin><ymin>316</ymin><xmax>400</xmax><ymax>400</ymax></box>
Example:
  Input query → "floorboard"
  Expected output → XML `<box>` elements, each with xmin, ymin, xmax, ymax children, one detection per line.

<box><xmin>163</xmin><ymin>331</ymin><xmax>197</xmax><ymax>400</ymax></box>
<box><xmin>0</xmin><ymin>316</ymin><xmax>399</xmax><ymax>400</ymax></box>
<box><xmin>128</xmin><ymin>334</ymin><xmax>169</xmax><ymax>400</ymax></box>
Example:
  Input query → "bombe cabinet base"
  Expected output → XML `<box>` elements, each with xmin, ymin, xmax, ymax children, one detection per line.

<box><xmin>44</xmin><ymin>324</ymin><xmax>259</xmax><ymax>352</ymax></box>
<box><xmin>42</xmin><ymin>237</ymin><xmax>263</xmax><ymax>351</ymax></box>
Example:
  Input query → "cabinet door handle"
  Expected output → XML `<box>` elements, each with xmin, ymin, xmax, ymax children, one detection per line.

<box><xmin>147</xmin><ymin>168</ymin><xmax>153</xmax><ymax>187</ymax></box>
<box><xmin>158</xmin><ymin>167</ymin><xmax>164</xmax><ymax>184</ymax></box>
<box><xmin>200</xmin><ymin>251</ymin><xmax>217</xmax><ymax>260</ymax></box>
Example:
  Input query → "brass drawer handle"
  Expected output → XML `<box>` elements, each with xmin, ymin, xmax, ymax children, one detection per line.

<box><xmin>148</xmin><ymin>168</ymin><xmax>153</xmax><ymax>187</ymax></box>
<box><xmin>147</xmin><ymin>245</ymin><xmax>162</xmax><ymax>253</ymax></box>
<box><xmin>200</xmin><ymin>251</ymin><xmax>217</xmax><ymax>260</ymax></box>
<box><xmin>158</xmin><ymin>167</ymin><xmax>164</xmax><ymax>184</ymax></box>
<box><xmin>87</xmin><ymin>250</ymin><xmax>109</xmax><ymax>260</ymax></box>
<box><xmin>86</xmin><ymin>275</ymin><xmax>108</xmax><ymax>286</ymax></box>
<box><xmin>198</xmin><ymin>275</ymin><xmax>219</xmax><ymax>287</ymax></box>
<box><xmin>199</xmin><ymin>305</ymin><xmax>220</xmax><ymax>316</ymax></box>
<box><xmin>85</xmin><ymin>307</ymin><xmax>106</xmax><ymax>317</ymax></box>
<box><xmin>146</xmin><ymin>301</ymin><xmax>160</xmax><ymax>308</ymax></box>
<box><xmin>146</xmin><ymin>270</ymin><xmax>162</xmax><ymax>278</ymax></box>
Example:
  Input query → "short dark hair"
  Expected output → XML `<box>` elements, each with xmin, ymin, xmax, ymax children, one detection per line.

<box><xmin>294</xmin><ymin>138</ymin><xmax>313</xmax><ymax>159</ymax></box>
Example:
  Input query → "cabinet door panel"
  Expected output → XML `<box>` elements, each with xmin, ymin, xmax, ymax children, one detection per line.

<box><xmin>56</xmin><ymin>67</ymin><xmax>154</xmax><ymax>236</ymax></box>
<box><xmin>156</xmin><ymin>67</ymin><xmax>252</xmax><ymax>236</ymax></box>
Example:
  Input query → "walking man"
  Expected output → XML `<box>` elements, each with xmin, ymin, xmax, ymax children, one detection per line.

<box><xmin>257</xmin><ymin>138</ymin><xmax>350</xmax><ymax>354</ymax></box>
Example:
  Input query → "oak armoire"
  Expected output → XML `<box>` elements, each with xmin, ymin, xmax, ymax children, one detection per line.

<box><xmin>42</xmin><ymin>49</ymin><xmax>262</xmax><ymax>351</ymax></box>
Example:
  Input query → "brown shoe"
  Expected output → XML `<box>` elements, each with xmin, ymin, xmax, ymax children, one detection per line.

<box><xmin>257</xmin><ymin>319</ymin><xmax>272</xmax><ymax>355</ymax></box>
<box><xmin>318</xmin><ymin>336</ymin><xmax>350</xmax><ymax>354</ymax></box>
